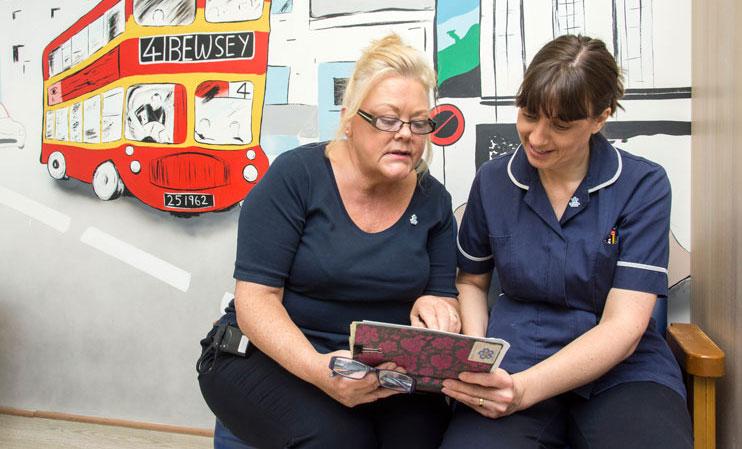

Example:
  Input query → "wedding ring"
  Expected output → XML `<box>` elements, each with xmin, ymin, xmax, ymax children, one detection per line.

<box><xmin>478</xmin><ymin>397</ymin><xmax>485</xmax><ymax>407</ymax></box>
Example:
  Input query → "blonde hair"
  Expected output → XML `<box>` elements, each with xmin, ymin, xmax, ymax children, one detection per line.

<box><xmin>333</xmin><ymin>34</ymin><xmax>437</xmax><ymax>174</ymax></box>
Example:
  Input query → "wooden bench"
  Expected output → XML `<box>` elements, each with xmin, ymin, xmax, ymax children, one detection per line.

<box><xmin>667</xmin><ymin>323</ymin><xmax>726</xmax><ymax>449</ymax></box>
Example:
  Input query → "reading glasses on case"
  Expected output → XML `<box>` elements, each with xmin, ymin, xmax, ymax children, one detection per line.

<box><xmin>329</xmin><ymin>356</ymin><xmax>416</xmax><ymax>393</ymax></box>
<box><xmin>357</xmin><ymin>109</ymin><xmax>436</xmax><ymax>135</ymax></box>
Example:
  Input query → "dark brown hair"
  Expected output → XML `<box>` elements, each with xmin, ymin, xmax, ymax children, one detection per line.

<box><xmin>515</xmin><ymin>35</ymin><xmax>624</xmax><ymax>121</ymax></box>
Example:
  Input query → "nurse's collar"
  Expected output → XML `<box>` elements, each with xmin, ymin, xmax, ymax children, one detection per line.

<box><xmin>507</xmin><ymin>136</ymin><xmax>623</xmax><ymax>193</ymax></box>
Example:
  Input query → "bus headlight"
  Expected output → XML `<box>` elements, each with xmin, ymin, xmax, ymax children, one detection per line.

<box><xmin>130</xmin><ymin>160</ymin><xmax>141</xmax><ymax>174</ymax></box>
<box><xmin>246</xmin><ymin>149</ymin><xmax>256</xmax><ymax>160</ymax></box>
<box><xmin>125</xmin><ymin>145</ymin><xmax>135</xmax><ymax>156</ymax></box>
<box><xmin>243</xmin><ymin>165</ymin><xmax>258</xmax><ymax>182</ymax></box>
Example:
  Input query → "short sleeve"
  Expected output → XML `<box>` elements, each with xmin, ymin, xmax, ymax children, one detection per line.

<box><xmin>612</xmin><ymin>166</ymin><xmax>671</xmax><ymax>297</ymax></box>
<box><xmin>423</xmin><ymin>189</ymin><xmax>459</xmax><ymax>298</ymax></box>
<box><xmin>233</xmin><ymin>151</ymin><xmax>308</xmax><ymax>287</ymax></box>
<box><xmin>457</xmin><ymin>171</ymin><xmax>495</xmax><ymax>274</ymax></box>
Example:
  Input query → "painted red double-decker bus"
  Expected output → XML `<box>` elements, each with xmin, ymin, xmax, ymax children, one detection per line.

<box><xmin>41</xmin><ymin>0</ymin><xmax>271</xmax><ymax>213</ymax></box>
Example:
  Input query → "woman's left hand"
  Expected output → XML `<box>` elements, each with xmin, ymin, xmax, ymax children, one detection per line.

<box><xmin>441</xmin><ymin>369</ymin><xmax>524</xmax><ymax>419</ymax></box>
<box><xmin>410</xmin><ymin>295</ymin><xmax>461</xmax><ymax>333</ymax></box>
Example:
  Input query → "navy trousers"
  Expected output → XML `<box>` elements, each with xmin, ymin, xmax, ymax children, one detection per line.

<box><xmin>439</xmin><ymin>381</ymin><xmax>692</xmax><ymax>449</ymax></box>
<box><xmin>198</xmin><ymin>329</ymin><xmax>450</xmax><ymax>449</ymax></box>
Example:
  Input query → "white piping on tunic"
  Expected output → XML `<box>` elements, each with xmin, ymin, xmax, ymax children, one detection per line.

<box><xmin>507</xmin><ymin>143</ymin><xmax>623</xmax><ymax>193</ymax></box>
<box><xmin>616</xmin><ymin>260</ymin><xmax>668</xmax><ymax>274</ymax></box>
<box><xmin>457</xmin><ymin>234</ymin><xmax>493</xmax><ymax>262</ymax></box>
<box><xmin>588</xmin><ymin>145</ymin><xmax>623</xmax><ymax>193</ymax></box>
<box><xmin>507</xmin><ymin>146</ymin><xmax>529</xmax><ymax>191</ymax></box>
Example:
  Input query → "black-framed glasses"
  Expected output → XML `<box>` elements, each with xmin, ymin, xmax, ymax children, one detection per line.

<box><xmin>329</xmin><ymin>356</ymin><xmax>416</xmax><ymax>393</ymax></box>
<box><xmin>357</xmin><ymin>109</ymin><xmax>436</xmax><ymax>135</ymax></box>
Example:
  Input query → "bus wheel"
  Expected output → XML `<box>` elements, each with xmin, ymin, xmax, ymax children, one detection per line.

<box><xmin>47</xmin><ymin>151</ymin><xmax>68</xmax><ymax>180</ymax></box>
<box><xmin>92</xmin><ymin>161</ymin><xmax>125</xmax><ymax>201</ymax></box>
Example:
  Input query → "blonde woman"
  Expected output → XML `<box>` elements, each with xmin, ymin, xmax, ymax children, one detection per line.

<box><xmin>197</xmin><ymin>34</ymin><xmax>459</xmax><ymax>449</ymax></box>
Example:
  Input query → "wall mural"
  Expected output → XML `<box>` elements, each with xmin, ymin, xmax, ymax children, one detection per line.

<box><xmin>0</xmin><ymin>102</ymin><xmax>26</xmax><ymax>149</ymax></box>
<box><xmin>2</xmin><ymin>0</ymin><xmax>693</xmax><ymax>277</ymax></box>
<box><xmin>1</xmin><ymin>0</ymin><xmax>691</xmax><ymax>273</ymax></box>
<box><xmin>40</xmin><ymin>0</ymin><xmax>270</xmax><ymax>213</ymax></box>
<box><xmin>435</xmin><ymin>0</ymin><xmax>480</xmax><ymax>98</ymax></box>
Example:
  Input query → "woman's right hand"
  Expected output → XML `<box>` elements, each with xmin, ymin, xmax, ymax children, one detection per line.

<box><xmin>441</xmin><ymin>368</ymin><xmax>524</xmax><ymax>419</ymax></box>
<box><xmin>313</xmin><ymin>350</ymin><xmax>403</xmax><ymax>407</ymax></box>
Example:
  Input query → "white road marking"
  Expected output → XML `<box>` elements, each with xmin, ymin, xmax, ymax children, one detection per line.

<box><xmin>0</xmin><ymin>185</ymin><xmax>71</xmax><ymax>232</ymax></box>
<box><xmin>80</xmin><ymin>226</ymin><xmax>191</xmax><ymax>292</ymax></box>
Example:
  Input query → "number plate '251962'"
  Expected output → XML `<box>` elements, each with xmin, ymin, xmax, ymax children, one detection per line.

<box><xmin>164</xmin><ymin>193</ymin><xmax>214</xmax><ymax>209</ymax></box>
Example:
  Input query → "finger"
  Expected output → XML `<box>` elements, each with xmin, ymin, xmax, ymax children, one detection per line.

<box><xmin>440</xmin><ymin>386</ymin><xmax>487</xmax><ymax>412</ymax></box>
<box><xmin>418</xmin><ymin>307</ymin><xmax>439</xmax><ymax>330</ymax></box>
<box><xmin>376</xmin><ymin>361</ymin><xmax>398</xmax><ymax>371</ymax></box>
<box><xmin>441</xmin><ymin>379</ymin><xmax>490</xmax><ymax>400</ymax></box>
<box><xmin>337</xmin><ymin>369</ymin><xmax>381</xmax><ymax>389</ymax></box>
<box><xmin>444</xmin><ymin>373</ymin><xmax>490</xmax><ymax>389</ymax></box>
<box><xmin>459</xmin><ymin>369</ymin><xmax>512</xmax><ymax>389</ymax></box>
<box><xmin>359</xmin><ymin>373</ymin><xmax>382</xmax><ymax>390</ymax></box>
<box><xmin>352</xmin><ymin>388</ymin><xmax>399</xmax><ymax>407</ymax></box>
<box><xmin>345</xmin><ymin>377</ymin><xmax>383</xmax><ymax>398</ymax></box>
<box><xmin>440</xmin><ymin>385</ymin><xmax>475</xmax><ymax>406</ymax></box>
<box><xmin>447</xmin><ymin>307</ymin><xmax>461</xmax><ymax>333</ymax></box>
<box><xmin>373</xmin><ymin>387</ymin><xmax>402</xmax><ymax>400</ymax></box>
<box><xmin>333</xmin><ymin>373</ymin><xmax>376</xmax><ymax>392</ymax></box>
<box><xmin>330</xmin><ymin>349</ymin><xmax>353</xmax><ymax>359</ymax></box>
<box><xmin>433</xmin><ymin>304</ymin><xmax>450</xmax><ymax>331</ymax></box>
<box><xmin>442</xmin><ymin>379</ymin><xmax>514</xmax><ymax>413</ymax></box>
<box><xmin>410</xmin><ymin>314</ymin><xmax>426</xmax><ymax>329</ymax></box>
<box><xmin>441</xmin><ymin>387</ymin><xmax>505</xmax><ymax>419</ymax></box>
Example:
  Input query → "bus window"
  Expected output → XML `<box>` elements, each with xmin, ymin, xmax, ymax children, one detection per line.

<box><xmin>71</xmin><ymin>29</ymin><xmax>88</xmax><ymax>67</ymax></box>
<box><xmin>49</xmin><ymin>48</ymin><xmax>62</xmax><ymax>77</ymax></box>
<box><xmin>106</xmin><ymin>2</ymin><xmax>125</xmax><ymax>40</ymax></box>
<box><xmin>125</xmin><ymin>84</ymin><xmax>176</xmax><ymax>144</ymax></box>
<box><xmin>206</xmin><ymin>0</ymin><xmax>263</xmax><ymax>22</ymax></box>
<box><xmin>89</xmin><ymin>16</ymin><xmax>105</xmax><ymax>55</ymax></box>
<box><xmin>134</xmin><ymin>0</ymin><xmax>196</xmax><ymax>26</ymax></box>
<box><xmin>70</xmin><ymin>102</ymin><xmax>83</xmax><ymax>142</ymax></box>
<box><xmin>61</xmin><ymin>41</ymin><xmax>72</xmax><ymax>73</ymax></box>
<box><xmin>102</xmin><ymin>88</ymin><xmax>124</xmax><ymax>143</ymax></box>
<box><xmin>272</xmin><ymin>0</ymin><xmax>292</xmax><ymax>14</ymax></box>
<box><xmin>55</xmin><ymin>108</ymin><xmax>69</xmax><ymax>141</ymax></box>
<box><xmin>84</xmin><ymin>95</ymin><xmax>101</xmax><ymax>143</ymax></box>
<box><xmin>45</xmin><ymin>111</ymin><xmax>55</xmax><ymax>139</ymax></box>
<box><xmin>195</xmin><ymin>80</ymin><xmax>253</xmax><ymax>145</ymax></box>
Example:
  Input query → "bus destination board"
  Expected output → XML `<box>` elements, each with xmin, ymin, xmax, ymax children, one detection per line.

<box><xmin>140</xmin><ymin>32</ymin><xmax>254</xmax><ymax>64</ymax></box>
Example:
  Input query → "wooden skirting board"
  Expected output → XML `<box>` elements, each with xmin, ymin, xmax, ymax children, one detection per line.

<box><xmin>0</xmin><ymin>406</ymin><xmax>214</xmax><ymax>438</ymax></box>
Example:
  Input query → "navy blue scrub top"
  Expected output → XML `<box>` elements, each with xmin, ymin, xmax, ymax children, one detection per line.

<box><xmin>457</xmin><ymin>133</ymin><xmax>685</xmax><ymax>399</ymax></box>
<box><xmin>225</xmin><ymin>142</ymin><xmax>458</xmax><ymax>353</ymax></box>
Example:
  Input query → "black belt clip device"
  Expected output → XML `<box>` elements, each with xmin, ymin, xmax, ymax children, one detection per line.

<box><xmin>218</xmin><ymin>325</ymin><xmax>250</xmax><ymax>357</ymax></box>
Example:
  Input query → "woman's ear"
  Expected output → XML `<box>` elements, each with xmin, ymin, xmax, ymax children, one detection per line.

<box><xmin>340</xmin><ymin>107</ymin><xmax>351</xmax><ymax>137</ymax></box>
<box><xmin>591</xmin><ymin>107</ymin><xmax>612</xmax><ymax>134</ymax></box>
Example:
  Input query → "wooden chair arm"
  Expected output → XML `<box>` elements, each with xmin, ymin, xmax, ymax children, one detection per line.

<box><xmin>667</xmin><ymin>323</ymin><xmax>725</xmax><ymax>378</ymax></box>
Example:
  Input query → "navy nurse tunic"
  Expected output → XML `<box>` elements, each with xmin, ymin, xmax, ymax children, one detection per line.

<box><xmin>457</xmin><ymin>133</ymin><xmax>685</xmax><ymax>399</ymax></box>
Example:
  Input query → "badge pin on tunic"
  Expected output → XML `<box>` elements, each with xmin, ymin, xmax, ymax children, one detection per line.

<box><xmin>410</xmin><ymin>214</ymin><xmax>418</xmax><ymax>225</ymax></box>
<box><xmin>568</xmin><ymin>196</ymin><xmax>581</xmax><ymax>208</ymax></box>
<box><xmin>605</xmin><ymin>227</ymin><xmax>618</xmax><ymax>244</ymax></box>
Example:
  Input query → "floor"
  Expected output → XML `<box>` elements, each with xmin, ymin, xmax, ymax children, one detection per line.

<box><xmin>0</xmin><ymin>414</ymin><xmax>213</xmax><ymax>449</ymax></box>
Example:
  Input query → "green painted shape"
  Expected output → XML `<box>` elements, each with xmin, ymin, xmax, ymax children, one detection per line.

<box><xmin>437</xmin><ymin>23</ymin><xmax>480</xmax><ymax>86</ymax></box>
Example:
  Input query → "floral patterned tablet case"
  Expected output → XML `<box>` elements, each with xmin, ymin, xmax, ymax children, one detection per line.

<box><xmin>350</xmin><ymin>321</ymin><xmax>509</xmax><ymax>393</ymax></box>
